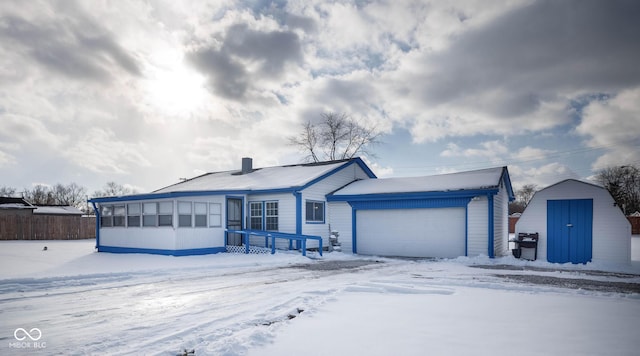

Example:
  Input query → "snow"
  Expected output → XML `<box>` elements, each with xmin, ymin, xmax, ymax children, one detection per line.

<box><xmin>333</xmin><ymin>166</ymin><xmax>504</xmax><ymax>195</ymax></box>
<box><xmin>32</xmin><ymin>206</ymin><xmax>83</xmax><ymax>215</ymax></box>
<box><xmin>1</xmin><ymin>238</ymin><xmax>639</xmax><ymax>355</ymax></box>
<box><xmin>152</xmin><ymin>160</ymin><xmax>350</xmax><ymax>194</ymax></box>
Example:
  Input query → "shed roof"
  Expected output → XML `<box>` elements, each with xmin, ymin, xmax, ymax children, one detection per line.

<box><xmin>332</xmin><ymin>166</ymin><xmax>512</xmax><ymax>197</ymax></box>
<box><xmin>33</xmin><ymin>205</ymin><xmax>84</xmax><ymax>215</ymax></box>
<box><xmin>0</xmin><ymin>197</ymin><xmax>35</xmax><ymax>210</ymax></box>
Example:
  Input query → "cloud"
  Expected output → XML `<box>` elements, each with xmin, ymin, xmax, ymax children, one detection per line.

<box><xmin>384</xmin><ymin>0</ymin><xmax>640</xmax><ymax>142</ymax></box>
<box><xmin>187</xmin><ymin>23</ymin><xmax>302</xmax><ymax>100</ymax></box>
<box><xmin>440</xmin><ymin>140</ymin><xmax>508</xmax><ymax>159</ymax></box>
<box><xmin>577</xmin><ymin>88</ymin><xmax>640</xmax><ymax>169</ymax></box>
<box><xmin>0</xmin><ymin>2</ymin><xmax>141</xmax><ymax>82</ymax></box>
<box><xmin>510</xmin><ymin>162</ymin><xmax>580</xmax><ymax>190</ymax></box>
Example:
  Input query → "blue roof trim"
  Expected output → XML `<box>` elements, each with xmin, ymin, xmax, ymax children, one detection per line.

<box><xmin>299</xmin><ymin>157</ymin><xmax>377</xmax><ymax>191</ymax></box>
<box><xmin>327</xmin><ymin>189</ymin><xmax>500</xmax><ymax>202</ymax></box>
<box><xmin>350</xmin><ymin>197</ymin><xmax>472</xmax><ymax>210</ymax></box>
<box><xmin>500</xmin><ymin>167</ymin><xmax>516</xmax><ymax>201</ymax></box>
<box><xmin>89</xmin><ymin>158</ymin><xmax>377</xmax><ymax>204</ymax></box>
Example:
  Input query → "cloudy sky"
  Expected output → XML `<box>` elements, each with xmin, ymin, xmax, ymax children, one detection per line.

<box><xmin>1</xmin><ymin>0</ymin><xmax>639</xmax><ymax>196</ymax></box>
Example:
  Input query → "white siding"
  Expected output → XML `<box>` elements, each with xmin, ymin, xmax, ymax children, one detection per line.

<box><xmin>328</xmin><ymin>202</ymin><xmax>353</xmax><ymax>253</ymax></box>
<box><xmin>174</xmin><ymin>196</ymin><xmax>226</xmax><ymax>250</ymax></box>
<box><xmin>246</xmin><ymin>192</ymin><xmax>296</xmax><ymax>249</ymax></box>
<box><xmin>493</xmin><ymin>184</ymin><xmax>509</xmax><ymax>257</ymax></box>
<box><xmin>467</xmin><ymin>196</ymin><xmax>488</xmax><ymax>256</ymax></box>
<box><xmin>516</xmin><ymin>180</ymin><xmax>631</xmax><ymax>263</ymax></box>
<box><xmin>302</xmin><ymin>163</ymin><xmax>372</xmax><ymax>248</ymax></box>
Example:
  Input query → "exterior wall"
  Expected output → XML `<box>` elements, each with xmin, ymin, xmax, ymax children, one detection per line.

<box><xmin>0</xmin><ymin>209</ymin><xmax>33</xmax><ymax>216</ymax></box>
<box><xmin>303</xmin><ymin>163</ymin><xmax>372</xmax><ymax>247</ymax></box>
<box><xmin>328</xmin><ymin>201</ymin><xmax>353</xmax><ymax>253</ymax></box>
<box><xmin>516</xmin><ymin>180</ymin><xmax>631</xmax><ymax>263</ymax></box>
<box><xmin>493</xmin><ymin>184</ymin><xmax>509</xmax><ymax>257</ymax></box>
<box><xmin>175</xmin><ymin>195</ymin><xmax>227</xmax><ymax>250</ymax></box>
<box><xmin>246</xmin><ymin>192</ymin><xmax>296</xmax><ymax>249</ymax></box>
<box><xmin>467</xmin><ymin>196</ymin><xmax>488</xmax><ymax>256</ymax></box>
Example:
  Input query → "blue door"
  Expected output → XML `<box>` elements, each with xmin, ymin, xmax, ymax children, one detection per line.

<box><xmin>547</xmin><ymin>199</ymin><xmax>593</xmax><ymax>263</ymax></box>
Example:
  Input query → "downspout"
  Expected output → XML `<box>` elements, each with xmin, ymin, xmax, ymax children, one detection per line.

<box><xmin>487</xmin><ymin>194</ymin><xmax>494</xmax><ymax>258</ymax></box>
<box><xmin>294</xmin><ymin>191</ymin><xmax>302</xmax><ymax>250</ymax></box>
<box><xmin>91</xmin><ymin>201</ymin><xmax>100</xmax><ymax>251</ymax></box>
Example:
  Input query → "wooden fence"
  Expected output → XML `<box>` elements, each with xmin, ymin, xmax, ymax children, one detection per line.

<box><xmin>0</xmin><ymin>215</ymin><xmax>96</xmax><ymax>240</ymax></box>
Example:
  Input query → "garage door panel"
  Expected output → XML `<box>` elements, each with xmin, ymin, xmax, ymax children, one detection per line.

<box><xmin>357</xmin><ymin>208</ymin><xmax>465</xmax><ymax>258</ymax></box>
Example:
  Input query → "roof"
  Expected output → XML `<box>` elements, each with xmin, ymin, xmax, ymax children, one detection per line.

<box><xmin>33</xmin><ymin>205</ymin><xmax>84</xmax><ymax>215</ymax></box>
<box><xmin>331</xmin><ymin>166</ymin><xmax>513</xmax><ymax>198</ymax></box>
<box><xmin>0</xmin><ymin>197</ymin><xmax>36</xmax><ymax>210</ymax></box>
<box><xmin>90</xmin><ymin>158</ymin><xmax>376</xmax><ymax>203</ymax></box>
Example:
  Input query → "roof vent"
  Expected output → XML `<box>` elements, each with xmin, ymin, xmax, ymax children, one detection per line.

<box><xmin>241</xmin><ymin>157</ymin><xmax>253</xmax><ymax>174</ymax></box>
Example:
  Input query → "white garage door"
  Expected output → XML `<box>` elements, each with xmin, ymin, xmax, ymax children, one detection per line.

<box><xmin>356</xmin><ymin>208</ymin><xmax>465</xmax><ymax>258</ymax></box>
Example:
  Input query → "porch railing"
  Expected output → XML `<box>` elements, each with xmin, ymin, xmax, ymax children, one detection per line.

<box><xmin>225</xmin><ymin>229</ymin><xmax>323</xmax><ymax>257</ymax></box>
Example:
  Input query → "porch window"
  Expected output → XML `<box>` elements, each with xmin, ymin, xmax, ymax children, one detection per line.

<box><xmin>127</xmin><ymin>203</ymin><xmax>141</xmax><ymax>227</ymax></box>
<box><xmin>100</xmin><ymin>205</ymin><xmax>113</xmax><ymax>227</ymax></box>
<box><xmin>158</xmin><ymin>201</ymin><xmax>173</xmax><ymax>227</ymax></box>
<box><xmin>194</xmin><ymin>202</ymin><xmax>207</xmax><ymax>227</ymax></box>
<box><xmin>249</xmin><ymin>202</ymin><xmax>263</xmax><ymax>230</ymax></box>
<box><xmin>265</xmin><ymin>201</ymin><xmax>278</xmax><ymax>231</ymax></box>
<box><xmin>113</xmin><ymin>205</ymin><xmax>126</xmax><ymax>227</ymax></box>
<box><xmin>143</xmin><ymin>202</ymin><xmax>157</xmax><ymax>227</ymax></box>
<box><xmin>209</xmin><ymin>203</ymin><xmax>221</xmax><ymax>227</ymax></box>
<box><xmin>178</xmin><ymin>201</ymin><xmax>192</xmax><ymax>227</ymax></box>
<box><xmin>305</xmin><ymin>201</ymin><xmax>325</xmax><ymax>223</ymax></box>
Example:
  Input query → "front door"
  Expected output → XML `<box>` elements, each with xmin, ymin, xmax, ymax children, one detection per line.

<box><xmin>226</xmin><ymin>198</ymin><xmax>243</xmax><ymax>246</ymax></box>
<box><xmin>547</xmin><ymin>199</ymin><xmax>593</xmax><ymax>264</ymax></box>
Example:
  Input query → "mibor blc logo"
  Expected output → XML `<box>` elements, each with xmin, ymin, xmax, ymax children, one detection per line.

<box><xmin>9</xmin><ymin>328</ymin><xmax>47</xmax><ymax>349</ymax></box>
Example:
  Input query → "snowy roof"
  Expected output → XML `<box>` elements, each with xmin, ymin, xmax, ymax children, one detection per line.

<box><xmin>33</xmin><ymin>206</ymin><xmax>84</xmax><ymax>215</ymax></box>
<box><xmin>333</xmin><ymin>167</ymin><xmax>509</xmax><ymax>196</ymax></box>
<box><xmin>153</xmin><ymin>159</ymin><xmax>362</xmax><ymax>194</ymax></box>
<box><xmin>0</xmin><ymin>197</ymin><xmax>35</xmax><ymax>209</ymax></box>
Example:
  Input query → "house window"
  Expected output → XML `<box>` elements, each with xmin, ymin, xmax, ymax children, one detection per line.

<box><xmin>127</xmin><ymin>203</ymin><xmax>141</xmax><ymax>227</ymax></box>
<box><xmin>158</xmin><ymin>201</ymin><xmax>173</xmax><ymax>227</ymax></box>
<box><xmin>249</xmin><ymin>202</ymin><xmax>263</xmax><ymax>230</ymax></box>
<box><xmin>100</xmin><ymin>205</ymin><xmax>113</xmax><ymax>227</ymax></box>
<box><xmin>113</xmin><ymin>205</ymin><xmax>126</xmax><ymax>227</ymax></box>
<box><xmin>209</xmin><ymin>203</ymin><xmax>221</xmax><ymax>227</ymax></box>
<box><xmin>178</xmin><ymin>201</ymin><xmax>192</xmax><ymax>227</ymax></box>
<box><xmin>305</xmin><ymin>201</ymin><xmax>325</xmax><ymax>223</ymax></box>
<box><xmin>194</xmin><ymin>202</ymin><xmax>207</xmax><ymax>227</ymax></box>
<box><xmin>143</xmin><ymin>202</ymin><xmax>157</xmax><ymax>227</ymax></box>
<box><xmin>265</xmin><ymin>201</ymin><xmax>278</xmax><ymax>231</ymax></box>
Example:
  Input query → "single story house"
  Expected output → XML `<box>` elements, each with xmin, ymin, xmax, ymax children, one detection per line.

<box><xmin>89</xmin><ymin>158</ymin><xmax>514</xmax><ymax>258</ymax></box>
<box><xmin>515</xmin><ymin>179</ymin><xmax>631</xmax><ymax>264</ymax></box>
<box><xmin>0</xmin><ymin>197</ymin><xmax>36</xmax><ymax>216</ymax></box>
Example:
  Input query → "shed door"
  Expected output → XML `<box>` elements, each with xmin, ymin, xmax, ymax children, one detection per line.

<box><xmin>356</xmin><ymin>208</ymin><xmax>465</xmax><ymax>258</ymax></box>
<box><xmin>547</xmin><ymin>199</ymin><xmax>593</xmax><ymax>264</ymax></box>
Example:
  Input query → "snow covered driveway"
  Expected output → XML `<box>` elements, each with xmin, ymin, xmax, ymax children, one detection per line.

<box><xmin>1</xmin><ymin>240</ymin><xmax>639</xmax><ymax>355</ymax></box>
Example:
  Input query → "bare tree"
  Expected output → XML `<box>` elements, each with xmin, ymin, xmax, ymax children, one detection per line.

<box><xmin>0</xmin><ymin>186</ymin><xmax>17</xmax><ymax>197</ymax></box>
<box><xmin>290</xmin><ymin>112</ymin><xmax>382</xmax><ymax>162</ymax></box>
<box><xmin>93</xmin><ymin>182</ymin><xmax>136</xmax><ymax>198</ymax></box>
<box><xmin>23</xmin><ymin>185</ymin><xmax>55</xmax><ymax>205</ymax></box>
<box><xmin>509</xmin><ymin>184</ymin><xmax>539</xmax><ymax>214</ymax></box>
<box><xmin>595</xmin><ymin>165</ymin><xmax>640</xmax><ymax>215</ymax></box>
<box><xmin>52</xmin><ymin>183</ymin><xmax>88</xmax><ymax>207</ymax></box>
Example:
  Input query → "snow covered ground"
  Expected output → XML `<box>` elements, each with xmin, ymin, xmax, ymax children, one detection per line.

<box><xmin>1</xmin><ymin>238</ymin><xmax>639</xmax><ymax>356</ymax></box>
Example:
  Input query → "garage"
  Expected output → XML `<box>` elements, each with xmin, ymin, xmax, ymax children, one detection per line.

<box><xmin>356</xmin><ymin>208</ymin><xmax>465</xmax><ymax>258</ymax></box>
<box><xmin>327</xmin><ymin>166</ymin><xmax>514</xmax><ymax>259</ymax></box>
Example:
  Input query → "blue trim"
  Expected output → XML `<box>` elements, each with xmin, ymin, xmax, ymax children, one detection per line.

<box><xmin>350</xmin><ymin>197</ymin><xmax>472</xmax><ymax>210</ymax></box>
<box><xmin>465</xmin><ymin>204</ymin><xmax>468</xmax><ymax>257</ymax></box>
<box><xmin>327</xmin><ymin>189</ymin><xmax>499</xmax><ymax>202</ymax></box>
<box><xmin>98</xmin><ymin>245</ymin><xmax>226</xmax><ymax>256</ymax></box>
<box><xmin>300</xmin><ymin>158</ymin><xmax>377</xmax><ymax>191</ymax></box>
<box><xmin>500</xmin><ymin>167</ymin><xmax>516</xmax><ymax>201</ymax></box>
<box><xmin>295</xmin><ymin>192</ymin><xmax>302</xmax><ymax>235</ymax></box>
<box><xmin>351</xmin><ymin>207</ymin><xmax>357</xmax><ymax>254</ymax></box>
<box><xmin>91</xmin><ymin>202</ymin><xmax>100</xmax><ymax>249</ymax></box>
<box><xmin>488</xmin><ymin>194</ymin><xmax>495</xmax><ymax>258</ymax></box>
